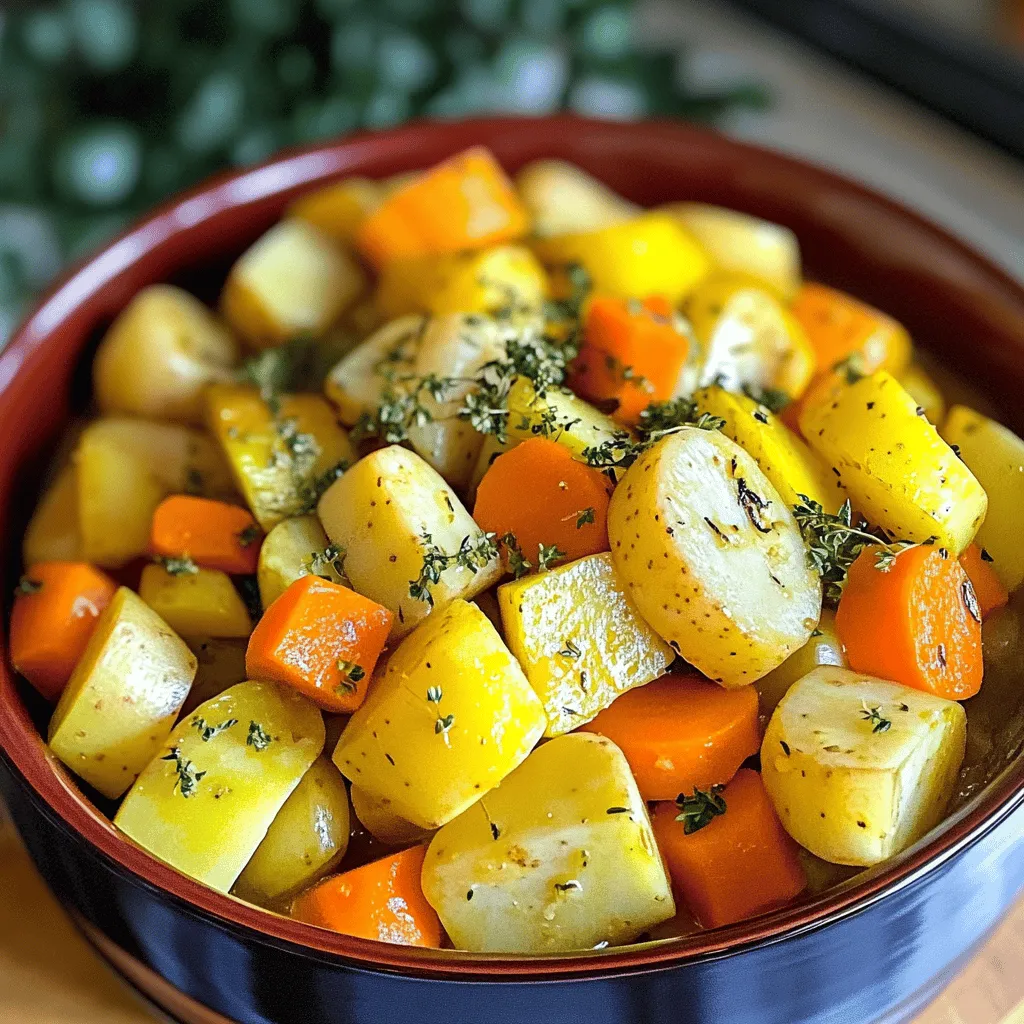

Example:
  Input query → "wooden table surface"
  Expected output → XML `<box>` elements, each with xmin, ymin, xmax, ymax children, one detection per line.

<box><xmin>0</xmin><ymin>821</ymin><xmax>1021</xmax><ymax>1024</ymax></box>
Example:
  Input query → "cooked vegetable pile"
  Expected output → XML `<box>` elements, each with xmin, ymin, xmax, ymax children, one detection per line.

<box><xmin>12</xmin><ymin>147</ymin><xmax>1023</xmax><ymax>954</ymax></box>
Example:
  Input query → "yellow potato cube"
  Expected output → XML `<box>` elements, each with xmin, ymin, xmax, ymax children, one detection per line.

<box><xmin>48</xmin><ymin>588</ymin><xmax>197</xmax><ymax>799</ymax></box>
<box><xmin>289</xmin><ymin>177</ymin><xmax>383</xmax><ymax>243</ymax></box>
<box><xmin>93</xmin><ymin>284</ymin><xmax>239</xmax><ymax>424</ymax></box>
<box><xmin>139</xmin><ymin>564</ymin><xmax>252</xmax><ymax>639</ymax></box>
<box><xmin>694</xmin><ymin>385</ymin><xmax>844</xmax><ymax>513</ymax></box>
<box><xmin>182</xmin><ymin>637</ymin><xmax>248</xmax><ymax>715</ymax></box>
<box><xmin>349</xmin><ymin>784</ymin><xmax>434</xmax><ymax>846</ymax></box>
<box><xmin>23</xmin><ymin>463</ymin><xmax>81</xmax><ymax>565</ymax></box>
<box><xmin>421</xmin><ymin>733</ymin><xmax>674</xmax><ymax>952</ymax></box>
<box><xmin>220</xmin><ymin>219</ymin><xmax>366</xmax><ymax>348</ymax></box>
<box><xmin>499</xmin><ymin>553</ymin><xmax>673</xmax><ymax>736</ymax></box>
<box><xmin>942</xmin><ymin>405</ymin><xmax>1024</xmax><ymax>590</ymax></box>
<box><xmin>332</xmin><ymin>599</ymin><xmax>547</xmax><ymax>830</ymax></box>
<box><xmin>257</xmin><ymin>514</ymin><xmax>346</xmax><ymax>610</ymax></box>
<box><xmin>115</xmin><ymin>680</ymin><xmax>324</xmax><ymax>892</ymax></box>
<box><xmin>761</xmin><ymin>667</ymin><xmax>966</xmax><ymax>866</ymax></box>
<box><xmin>206</xmin><ymin>384</ymin><xmax>355</xmax><ymax>530</ymax></box>
<box><xmin>800</xmin><ymin>372</ymin><xmax>987</xmax><ymax>554</ymax></box>
<box><xmin>531</xmin><ymin>212</ymin><xmax>710</xmax><ymax>304</ymax></box>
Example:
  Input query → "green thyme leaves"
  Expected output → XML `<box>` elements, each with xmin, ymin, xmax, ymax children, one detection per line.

<box><xmin>675</xmin><ymin>785</ymin><xmax>727</xmax><ymax>834</ymax></box>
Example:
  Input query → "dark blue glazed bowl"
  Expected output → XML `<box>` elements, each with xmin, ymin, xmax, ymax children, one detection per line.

<box><xmin>1</xmin><ymin>116</ymin><xmax>1023</xmax><ymax>1024</ymax></box>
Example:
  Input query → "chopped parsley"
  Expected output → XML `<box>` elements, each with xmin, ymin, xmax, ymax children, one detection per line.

<box><xmin>246</xmin><ymin>721</ymin><xmax>273</xmax><ymax>751</ymax></box>
<box><xmin>675</xmin><ymin>785</ymin><xmax>727</xmax><ymax>834</ymax></box>
<box><xmin>162</xmin><ymin>747</ymin><xmax>205</xmax><ymax>798</ymax></box>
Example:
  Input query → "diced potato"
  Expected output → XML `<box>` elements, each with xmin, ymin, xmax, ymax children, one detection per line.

<box><xmin>661</xmin><ymin>202</ymin><xmax>802</xmax><ymax>300</ymax></box>
<box><xmin>317</xmin><ymin>446</ymin><xmax>502</xmax><ymax>638</ymax></box>
<box><xmin>499</xmin><ymin>553</ymin><xmax>673</xmax><ymax>736</ymax></box>
<box><xmin>221</xmin><ymin>219</ymin><xmax>366</xmax><ymax>348</ymax></box>
<box><xmin>898</xmin><ymin>362</ymin><xmax>945</xmax><ymax>424</ymax></box>
<box><xmin>755</xmin><ymin>609</ymin><xmax>846</xmax><ymax>721</ymax></box>
<box><xmin>23</xmin><ymin>463</ymin><xmax>81</xmax><ymax>565</ymax></box>
<box><xmin>405</xmin><ymin>314</ymin><xmax>508</xmax><ymax>489</ymax></box>
<box><xmin>324</xmin><ymin>315</ymin><xmax>427</xmax><ymax>427</ymax></box>
<box><xmin>115</xmin><ymin>680</ymin><xmax>324</xmax><ymax>892</ymax></box>
<box><xmin>349</xmin><ymin>784</ymin><xmax>434</xmax><ymax>846</ymax></box>
<box><xmin>258</xmin><ymin>515</ymin><xmax>346</xmax><ymax>609</ymax></box>
<box><xmin>761</xmin><ymin>667</ymin><xmax>966</xmax><ymax>866</ymax></box>
<box><xmin>694</xmin><ymin>386</ymin><xmax>844</xmax><ymax>514</ymax></box>
<box><xmin>93</xmin><ymin>284</ymin><xmax>239</xmax><ymax>424</ymax></box>
<box><xmin>514</xmin><ymin>160</ymin><xmax>640</xmax><ymax>237</ymax></box>
<box><xmin>75</xmin><ymin>417</ymin><xmax>236</xmax><ymax>567</ymax></box>
<box><xmin>506</xmin><ymin>377</ymin><xmax>628</xmax><ymax>466</ymax></box>
<box><xmin>206</xmin><ymin>384</ymin><xmax>355</xmax><ymax>531</ymax></box>
<box><xmin>48</xmin><ymin>588</ymin><xmax>197</xmax><ymax>799</ymax></box>
<box><xmin>687</xmin><ymin>274</ymin><xmax>815</xmax><ymax>399</ymax></box>
<box><xmin>139</xmin><ymin>564</ymin><xmax>252</xmax><ymax>639</ymax></box>
<box><xmin>800</xmin><ymin>372</ymin><xmax>987</xmax><ymax>555</ymax></box>
<box><xmin>531</xmin><ymin>213</ymin><xmax>710</xmax><ymax>305</ymax></box>
<box><xmin>375</xmin><ymin>246</ymin><xmax>548</xmax><ymax>320</ymax></box>
<box><xmin>421</xmin><ymin>733</ymin><xmax>674</xmax><ymax>952</ymax></box>
<box><xmin>608</xmin><ymin>428</ymin><xmax>821</xmax><ymax>686</ymax></box>
<box><xmin>333</xmin><ymin>600</ymin><xmax>546</xmax><ymax>830</ymax></box>
<box><xmin>941</xmin><ymin>406</ymin><xmax>1024</xmax><ymax>590</ymax></box>
<box><xmin>233</xmin><ymin>757</ymin><xmax>350</xmax><ymax>906</ymax></box>
<box><xmin>289</xmin><ymin>177</ymin><xmax>383</xmax><ymax>243</ymax></box>
<box><xmin>182</xmin><ymin>637</ymin><xmax>248</xmax><ymax>715</ymax></box>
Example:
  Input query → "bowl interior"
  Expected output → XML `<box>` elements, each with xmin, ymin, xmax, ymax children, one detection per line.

<box><xmin>1</xmin><ymin>115</ymin><xmax>1024</xmax><ymax>980</ymax></box>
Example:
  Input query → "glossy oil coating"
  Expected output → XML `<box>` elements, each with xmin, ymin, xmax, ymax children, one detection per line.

<box><xmin>0</xmin><ymin>117</ymin><xmax>1022</xmax><ymax>1024</ymax></box>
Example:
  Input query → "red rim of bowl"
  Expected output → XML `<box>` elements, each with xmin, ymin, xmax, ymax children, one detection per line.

<box><xmin>0</xmin><ymin>115</ymin><xmax>1023</xmax><ymax>982</ymax></box>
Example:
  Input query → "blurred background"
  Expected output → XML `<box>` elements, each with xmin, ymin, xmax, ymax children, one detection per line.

<box><xmin>0</xmin><ymin>0</ymin><xmax>1021</xmax><ymax>344</ymax></box>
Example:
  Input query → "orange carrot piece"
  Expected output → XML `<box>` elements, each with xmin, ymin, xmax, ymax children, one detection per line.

<box><xmin>959</xmin><ymin>543</ymin><xmax>1008</xmax><ymax>619</ymax></box>
<box><xmin>150</xmin><ymin>495</ymin><xmax>262</xmax><ymax>575</ymax></box>
<box><xmin>836</xmin><ymin>544</ymin><xmax>982</xmax><ymax>700</ymax></box>
<box><xmin>357</xmin><ymin>147</ymin><xmax>529</xmax><ymax>268</ymax></box>
<box><xmin>579</xmin><ymin>672</ymin><xmax>760</xmax><ymax>801</ymax></box>
<box><xmin>246</xmin><ymin>575</ymin><xmax>392</xmax><ymax>712</ymax></box>
<box><xmin>290</xmin><ymin>845</ymin><xmax>442</xmax><ymax>947</ymax></box>
<box><xmin>472</xmin><ymin>437</ymin><xmax>611</xmax><ymax>569</ymax></box>
<box><xmin>652</xmin><ymin>768</ymin><xmax>806</xmax><ymax>929</ymax></box>
<box><xmin>10</xmin><ymin>561</ymin><xmax>117</xmax><ymax>701</ymax></box>
<box><xmin>791</xmin><ymin>282</ymin><xmax>908</xmax><ymax>373</ymax></box>
<box><xmin>568</xmin><ymin>295</ymin><xmax>689</xmax><ymax>425</ymax></box>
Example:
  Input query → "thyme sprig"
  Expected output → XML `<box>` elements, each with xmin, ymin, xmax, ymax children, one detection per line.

<box><xmin>860</xmin><ymin>703</ymin><xmax>892</xmax><ymax>734</ymax></box>
<box><xmin>162</xmin><ymin>747</ymin><xmax>205</xmax><ymax>798</ymax></box>
<box><xmin>190</xmin><ymin>716</ymin><xmax>238</xmax><ymax>742</ymax></box>
<box><xmin>308</xmin><ymin>543</ymin><xmax>346</xmax><ymax>580</ymax></box>
<box><xmin>675</xmin><ymin>785</ymin><xmax>727</xmax><ymax>835</ymax></box>
<box><xmin>408</xmin><ymin>531</ymin><xmax>500</xmax><ymax>606</ymax></box>
<box><xmin>246</xmin><ymin>721</ymin><xmax>273</xmax><ymax>751</ymax></box>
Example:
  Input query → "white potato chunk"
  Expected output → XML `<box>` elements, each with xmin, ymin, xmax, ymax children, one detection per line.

<box><xmin>422</xmin><ymin>733</ymin><xmax>674</xmax><ymax>952</ymax></box>
<box><xmin>761</xmin><ymin>666</ymin><xmax>966</xmax><ymax>866</ymax></box>
<box><xmin>608</xmin><ymin>427</ymin><xmax>821</xmax><ymax>686</ymax></box>
<box><xmin>317</xmin><ymin>446</ymin><xmax>501</xmax><ymax>638</ymax></box>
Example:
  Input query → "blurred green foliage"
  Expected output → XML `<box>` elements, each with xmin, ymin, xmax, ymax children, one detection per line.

<box><xmin>0</xmin><ymin>0</ymin><xmax>766</xmax><ymax>342</ymax></box>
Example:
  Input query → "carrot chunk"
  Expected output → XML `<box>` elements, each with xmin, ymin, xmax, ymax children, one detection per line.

<box><xmin>291</xmin><ymin>845</ymin><xmax>443</xmax><ymax>947</ymax></box>
<box><xmin>959</xmin><ymin>542</ymin><xmax>1008</xmax><ymax>620</ymax></box>
<box><xmin>652</xmin><ymin>768</ymin><xmax>806</xmax><ymax>928</ymax></box>
<box><xmin>10</xmin><ymin>561</ymin><xmax>117</xmax><ymax>700</ymax></box>
<box><xmin>836</xmin><ymin>544</ymin><xmax>982</xmax><ymax>700</ymax></box>
<box><xmin>246</xmin><ymin>575</ymin><xmax>392</xmax><ymax>712</ymax></box>
<box><xmin>472</xmin><ymin>437</ymin><xmax>611</xmax><ymax>569</ymax></box>
<box><xmin>150</xmin><ymin>495</ymin><xmax>262</xmax><ymax>575</ymax></box>
<box><xmin>579</xmin><ymin>672</ymin><xmax>760</xmax><ymax>800</ymax></box>
<box><xmin>357</xmin><ymin>147</ymin><xmax>529</xmax><ymax>268</ymax></box>
<box><xmin>569</xmin><ymin>295</ymin><xmax>689</xmax><ymax>425</ymax></box>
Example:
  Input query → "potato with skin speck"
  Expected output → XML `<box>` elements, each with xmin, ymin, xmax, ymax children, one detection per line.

<box><xmin>421</xmin><ymin>733</ymin><xmax>674</xmax><ymax>953</ymax></box>
<box><xmin>761</xmin><ymin>667</ymin><xmax>966</xmax><ymax>867</ymax></box>
<box><xmin>139</xmin><ymin>564</ymin><xmax>252</xmax><ymax>639</ymax></box>
<box><xmin>233</xmin><ymin>757</ymin><xmax>350</xmax><ymax>906</ymax></box>
<box><xmin>317</xmin><ymin>446</ymin><xmax>502</xmax><ymax>639</ymax></box>
<box><xmin>800</xmin><ymin>372</ymin><xmax>987</xmax><ymax>555</ymax></box>
<box><xmin>48</xmin><ymin>588</ymin><xmax>197</xmax><ymax>799</ymax></box>
<box><xmin>333</xmin><ymin>599</ymin><xmax>546</xmax><ymax>830</ymax></box>
<box><xmin>349</xmin><ymin>784</ymin><xmax>434</xmax><ymax>846</ymax></box>
<box><xmin>607</xmin><ymin>427</ymin><xmax>821</xmax><ymax>687</ymax></box>
<box><xmin>499</xmin><ymin>553</ymin><xmax>673</xmax><ymax>736</ymax></box>
<box><xmin>115</xmin><ymin>680</ymin><xmax>324</xmax><ymax>893</ymax></box>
